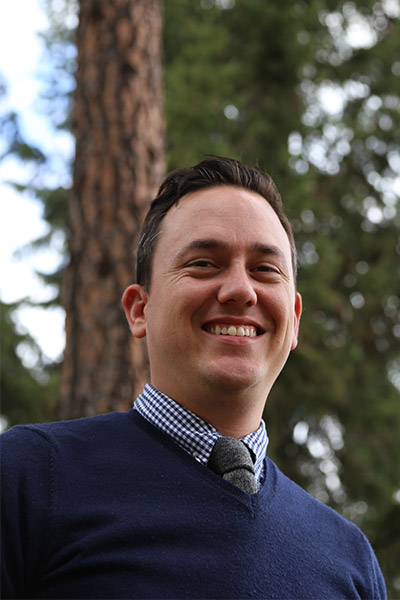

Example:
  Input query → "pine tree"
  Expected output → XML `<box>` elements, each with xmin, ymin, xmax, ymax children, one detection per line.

<box><xmin>59</xmin><ymin>0</ymin><xmax>165</xmax><ymax>418</ymax></box>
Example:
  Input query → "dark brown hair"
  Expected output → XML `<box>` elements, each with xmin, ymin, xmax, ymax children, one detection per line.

<box><xmin>136</xmin><ymin>156</ymin><xmax>297</xmax><ymax>289</ymax></box>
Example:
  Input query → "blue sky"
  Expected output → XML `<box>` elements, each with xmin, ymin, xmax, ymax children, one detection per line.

<box><xmin>0</xmin><ymin>1</ymin><xmax>66</xmax><ymax>362</ymax></box>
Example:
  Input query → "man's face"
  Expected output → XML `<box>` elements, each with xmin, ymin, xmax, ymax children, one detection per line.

<box><xmin>124</xmin><ymin>185</ymin><xmax>301</xmax><ymax>414</ymax></box>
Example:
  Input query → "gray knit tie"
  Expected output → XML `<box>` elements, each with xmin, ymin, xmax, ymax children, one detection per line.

<box><xmin>208</xmin><ymin>437</ymin><xmax>257</xmax><ymax>495</ymax></box>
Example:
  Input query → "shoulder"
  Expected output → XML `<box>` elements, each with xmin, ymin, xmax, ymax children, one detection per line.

<box><xmin>2</xmin><ymin>410</ymin><xmax>132</xmax><ymax>446</ymax></box>
<box><xmin>1</xmin><ymin>411</ymin><xmax>141</xmax><ymax>515</ymax></box>
<box><xmin>265</xmin><ymin>458</ymin><xmax>386</xmax><ymax>596</ymax></box>
<box><xmin>1</xmin><ymin>411</ymin><xmax>136</xmax><ymax>472</ymax></box>
<box><xmin>264</xmin><ymin>459</ymin><xmax>377</xmax><ymax>558</ymax></box>
<box><xmin>267</xmin><ymin>456</ymin><xmax>362</xmax><ymax>534</ymax></box>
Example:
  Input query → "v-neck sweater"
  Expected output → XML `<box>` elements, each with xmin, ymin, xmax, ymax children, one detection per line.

<box><xmin>134</xmin><ymin>383</ymin><xmax>268</xmax><ymax>487</ymax></box>
<box><xmin>1</xmin><ymin>410</ymin><xmax>386</xmax><ymax>599</ymax></box>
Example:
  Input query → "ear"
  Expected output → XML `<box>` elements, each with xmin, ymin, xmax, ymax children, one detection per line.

<box><xmin>290</xmin><ymin>292</ymin><xmax>302</xmax><ymax>350</ymax></box>
<box><xmin>122</xmin><ymin>284</ymin><xmax>148</xmax><ymax>339</ymax></box>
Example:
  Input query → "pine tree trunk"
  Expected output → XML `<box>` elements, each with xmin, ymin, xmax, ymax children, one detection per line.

<box><xmin>59</xmin><ymin>0</ymin><xmax>165</xmax><ymax>419</ymax></box>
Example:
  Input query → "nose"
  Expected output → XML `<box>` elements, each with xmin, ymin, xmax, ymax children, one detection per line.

<box><xmin>217</xmin><ymin>264</ymin><xmax>257</xmax><ymax>306</ymax></box>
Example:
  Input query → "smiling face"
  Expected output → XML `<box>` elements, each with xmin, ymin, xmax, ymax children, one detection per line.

<box><xmin>123</xmin><ymin>185</ymin><xmax>301</xmax><ymax>431</ymax></box>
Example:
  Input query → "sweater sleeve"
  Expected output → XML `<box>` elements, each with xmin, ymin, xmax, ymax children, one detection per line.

<box><xmin>367</xmin><ymin>536</ymin><xmax>387</xmax><ymax>600</ymax></box>
<box><xmin>350</xmin><ymin>519</ymin><xmax>387</xmax><ymax>599</ymax></box>
<box><xmin>1</xmin><ymin>426</ymin><xmax>56</xmax><ymax>599</ymax></box>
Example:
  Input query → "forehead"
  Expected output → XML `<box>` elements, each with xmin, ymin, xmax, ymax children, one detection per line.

<box><xmin>155</xmin><ymin>185</ymin><xmax>292</xmax><ymax>259</ymax></box>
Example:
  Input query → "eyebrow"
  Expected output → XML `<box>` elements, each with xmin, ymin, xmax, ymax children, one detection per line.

<box><xmin>175</xmin><ymin>239</ymin><xmax>289</xmax><ymax>270</ymax></box>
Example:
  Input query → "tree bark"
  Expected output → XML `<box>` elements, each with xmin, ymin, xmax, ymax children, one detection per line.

<box><xmin>59</xmin><ymin>0</ymin><xmax>165</xmax><ymax>419</ymax></box>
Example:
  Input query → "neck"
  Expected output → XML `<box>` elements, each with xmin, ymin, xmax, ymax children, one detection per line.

<box><xmin>207</xmin><ymin>417</ymin><xmax>261</xmax><ymax>439</ymax></box>
<box><xmin>151</xmin><ymin>379</ymin><xmax>266</xmax><ymax>438</ymax></box>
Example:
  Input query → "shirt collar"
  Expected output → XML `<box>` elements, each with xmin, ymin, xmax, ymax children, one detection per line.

<box><xmin>134</xmin><ymin>383</ymin><xmax>268</xmax><ymax>486</ymax></box>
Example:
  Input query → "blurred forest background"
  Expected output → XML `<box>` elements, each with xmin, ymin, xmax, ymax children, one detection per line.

<box><xmin>1</xmin><ymin>0</ymin><xmax>399</xmax><ymax>595</ymax></box>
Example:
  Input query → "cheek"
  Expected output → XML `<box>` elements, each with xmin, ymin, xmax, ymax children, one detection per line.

<box><xmin>260</xmin><ymin>291</ymin><xmax>295</xmax><ymax>328</ymax></box>
<box><xmin>147</xmin><ymin>292</ymin><xmax>191</xmax><ymax>340</ymax></box>
<box><xmin>172</xmin><ymin>281</ymin><xmax>214</xmax><ymax>315</ymax></box>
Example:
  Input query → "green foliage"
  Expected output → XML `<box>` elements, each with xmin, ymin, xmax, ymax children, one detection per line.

<box><xmin>0</xmin><ymin>301</ymin><xmax>59</xmax><ymax>429</ymax></box>
<box><xmin>0</xmin><ymin>101</ymin><xmax>69</xmax><ymax>304</ymax></box>
<box><xmin>0</xmin><ymin>105</ymin><xmax>46</xmax><ymax>163</ymax></box>
<box><xmin>0</xmin><ymin>70</ymin><xmax>67</xmax><ymax>428</ymax></box>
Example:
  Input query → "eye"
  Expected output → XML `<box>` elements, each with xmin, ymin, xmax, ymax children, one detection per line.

<box><xmin>190</xmin><ymin>260</ymin><xmax>215</xmax><ymax>268</ymax></box>
<box><xmin>251</xmin><ymin>264</ymin><xmax>281</xmax><ymax>279</ymax></box>
<box><xmin>186</xmin><ymin>259</ymin><xmax>219</xmax><ymax>277</ymax></box>
<box><xmin>254</xmin><ymin>264</ymin><xmax>279</xmax><ymax>272</ymax></box>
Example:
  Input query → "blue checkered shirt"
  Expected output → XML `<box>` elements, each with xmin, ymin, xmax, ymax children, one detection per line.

<box><xmin>134</xmin><ymin>383</ymin><xmax>268</xmax><ymax>488</ymax></box>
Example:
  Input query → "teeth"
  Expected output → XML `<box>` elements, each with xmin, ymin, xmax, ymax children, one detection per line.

<box><xmin>207</xmin><ymin>325</ymin><xmax>258</xmax><ymax>338</ymax></box>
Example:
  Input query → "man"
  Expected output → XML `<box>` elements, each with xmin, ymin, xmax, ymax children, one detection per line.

<box><xmin>1</xmin><ymin>157</ymin><xmax>385</xmax><ymax>599</ymax></box>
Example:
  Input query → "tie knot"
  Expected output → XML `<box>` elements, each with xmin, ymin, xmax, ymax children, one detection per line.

<box><xmin>208</xmin><ymin>437</ymin><xmax>257</xmax><ymax>494</ymax></box>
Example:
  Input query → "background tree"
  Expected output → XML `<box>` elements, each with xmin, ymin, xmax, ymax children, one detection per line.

<box><xmin>59</xmin><ymin>0</ymin><xmax>165</xmax><ymax>418</ymax></box>
<box><xmin>0</xmin><ymin>78</ymin><xmax>63</xmax><ymax>429</ymax></box>
<box><xmin>0</xmin><ymin>300</ymin><xmax>59</xmax><ymax>428</ymax></box>
<box><xmin>1</xmin><ymin>0</ymin><xmax>399</xmax><ymax>594</ymax></box>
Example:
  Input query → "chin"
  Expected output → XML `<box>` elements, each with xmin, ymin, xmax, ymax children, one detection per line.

<box><xmin>201</xmin><ymin>368</ymin><xmax>262</xmax><ymax>396</ymax></box>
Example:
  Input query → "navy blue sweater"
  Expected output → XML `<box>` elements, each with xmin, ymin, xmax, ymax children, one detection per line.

<box><xmin>1</xmin><ymin>410</ymin><xmax>385</xmax><ymax>599</ymax></box>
